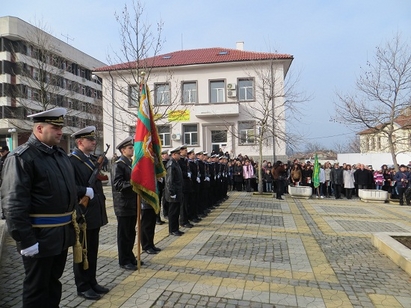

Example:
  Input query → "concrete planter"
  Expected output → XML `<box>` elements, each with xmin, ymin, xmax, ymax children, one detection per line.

<box><xmin>288</xmin><ymin>185</ymin><xmax>312</xmax><ymax>199</ymax></box>
<box><xmin>358</xmin><ymin>189</ymin><xmax>388</xmax><ymax>203</ymax></box>
<box><xmin>372</xmin><ymin>233</ymin><xmax>411</xmax><ymax>277</ymax></box>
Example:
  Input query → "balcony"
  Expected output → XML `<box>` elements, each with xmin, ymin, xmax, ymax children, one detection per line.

<box><xmin>194</xmin><ymin>103</ymin><xmax>239</xmax><ymax>118</ymax></box>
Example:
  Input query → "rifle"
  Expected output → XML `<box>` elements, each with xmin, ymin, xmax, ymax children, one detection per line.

<box><xmin>79</xmin><ymin>143</ymin><xmax>110</xmax><ymax>207</ymax></box>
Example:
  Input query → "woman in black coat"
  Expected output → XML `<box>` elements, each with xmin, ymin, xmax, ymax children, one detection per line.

<box><xmin>233</xmin><ymin>160</ymin><xmax>243</xmax><ymax>191</ymax></box>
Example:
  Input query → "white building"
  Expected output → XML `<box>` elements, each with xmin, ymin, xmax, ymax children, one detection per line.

<box><xmin>95</xmin><ymin>44</ymin><xmax>293</xmax><ymax>160</ymax></box>
<box><xmin>0</xmin><ymin>16</ymin><xmax>106</xmax><ymax>152</ymax></box>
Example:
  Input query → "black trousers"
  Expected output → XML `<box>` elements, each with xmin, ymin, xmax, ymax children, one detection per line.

<box><xmin>74</xmin><ymin>227</ymin><xmax>100</xmax><ymax>292</ymax></box>
<box><xmin>397</xmin><ymin>187</ymin><xmax>410</xmax><ymax>205</ymax></box>
<box><xmin>168</xmin><ymin>201</ymin><xmax>180</xmax><ymax>233</ymax></box>
<box><xmin>116</xmin><ymin>215</ymin><xmax>137</xmax><ymax>265</ymax></box>
<box><xmin>334</xmin><ymin>184</ymin><xmax>342</xmax><ymax>199</ymax></box>
<box><xmin>22</xmin><ymin>249</ymin><xmax>68</xmax><ymax>308</ymax></box>
<box><xmin>346</xmin><ymin>188</ymin><xmax>353</xmax><ymax>199</ymax></box>
<box><xmin>180</xmin><ymin>194</ymin><xmax>190</xmax><ymax>225</ymax></box>
<box><xmin>245</xmin><ymin>178</ymin><xmax>251</xmax><ymax>192</ymax></box>
<box><xmin>275</xmin><ymin>179</ymin><xmax>284</xmax><ymax>198</ymax></box>
<box><xmin>141</xmin><ymin>208</ymin><xmax>156</xmax><ymax>250</ymax></box>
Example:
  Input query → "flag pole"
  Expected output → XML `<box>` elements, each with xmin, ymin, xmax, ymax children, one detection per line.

<box><xmin>137</xmin><ymin>193</ymin><xmax>141</xmax><ymax>273</ymax></box>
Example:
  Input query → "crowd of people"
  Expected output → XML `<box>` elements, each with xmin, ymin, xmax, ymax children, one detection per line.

<box><xmin>222</xmin><ymin>155</ymin><xmax>411</xmax><ymax>205</ymax></box>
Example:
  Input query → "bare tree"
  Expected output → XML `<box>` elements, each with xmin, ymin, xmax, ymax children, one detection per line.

<box><xmin>333</xmin><ymin>33</ymin><xmax>411</xmax><ymax>170</ymax></box>
<box><xmin>103</xmin><ymin>0</ymin><xmax>184</xmax><ymax>138</ymax></box>
<box><xmin>212</xmin><ymin>62</ymin><xmax>310</xmax><ymax>193</ymax></box>
<box><xmin>305</xmin><ymin>142</ymin><xmax>324</xmax><ymax>153</ymax></box>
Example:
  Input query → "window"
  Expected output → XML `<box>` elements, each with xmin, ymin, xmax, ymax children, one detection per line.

<box><xmin>183</xmin><ymin>124</ymin><xmax>198</xmax><ymax>145</ymax></box>
<box><xmin>33</xmin><ymin>68</ymin><xmax>39</xmax><ymax>80</ymax></box>
<box><xmin>210</xmin><ymin>80</ymin><xmax>225</xmax><ymax>103</ymax></box>
<box><xmin>239</xmin><ymin>121</ymin><xmax>255</xmax><ymax>145</ymax></box>
<box><xmin>182</xmin><ymin>82</ymin><xmax>197</xmax><ymax>104</ymax></box>
<box><xmin>157</xmin><ymin>125</ymin><xmax>171</xmax><ymax>147</ymax></box>
<box><xmin>129</xmin><ymin>85</ymin><xmax>139</xmax><ymax>107</ymax></box>
<box><xmin>154</xmin><ymin>83</ymin><xmax>170</xmax><ymax>105</ymax></box>
<box><xmin>238</xmin><ymin>78</ymin><xmax>254</xmax><ymax>101</ymax></box>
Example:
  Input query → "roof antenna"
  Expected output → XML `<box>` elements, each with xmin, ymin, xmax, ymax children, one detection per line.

<box><xmin>181</xmin><ymin>33</ymin><xmax>183</xmax><ymax>50</ymax></box>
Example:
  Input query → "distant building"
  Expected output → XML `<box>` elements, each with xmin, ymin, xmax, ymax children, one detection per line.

<box><xmin>0</xmin><ymin>16</ymin><xmax>106</xmax><ymax>152</ymax></box>
<box><xmin>358</xmin><ymin>111</ymin><xmax>411</xmax><ymax>154</ymax></box>
<box><xmin>94</xmin><ymin>44</ymin><xmax>293</xmax><ymax>160</ymax></box>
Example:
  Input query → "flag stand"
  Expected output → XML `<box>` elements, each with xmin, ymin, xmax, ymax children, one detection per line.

<box><xmin>136</xmin><ymin>193</ymin><xmax>141</xmax><ymax>273</ymax></box>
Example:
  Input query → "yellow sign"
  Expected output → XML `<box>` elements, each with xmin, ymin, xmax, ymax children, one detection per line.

<box><xmin>168</xmin><ymin>110</ymin><xmax>190</xmax><ymax>122</ymax></box>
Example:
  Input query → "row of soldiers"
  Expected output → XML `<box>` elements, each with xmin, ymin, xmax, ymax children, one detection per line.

<box><xmin>159</xmin><ymin>145</ymin><xmax>230</xmax><ymax>235</ymax></box>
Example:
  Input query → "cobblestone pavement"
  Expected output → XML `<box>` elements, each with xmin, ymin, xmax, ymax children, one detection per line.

<box><xmin>2</xmin><ymin>188</ymin><xmax>411</xmax><ymax>307</ymax></box>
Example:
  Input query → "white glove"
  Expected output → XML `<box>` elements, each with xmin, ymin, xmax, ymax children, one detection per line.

<box><xmin>170</xmin><ymin>195</ymin><xmax>177</xmax><ymax>199</ymax></box>
<box><xmin>158</xmin><ymin>178</ymin><xmax>164</xmax><ymax>183</ymax></box>
<box><xmin>197</xmin><ymin>177</ymin><xmax>201</xmax><ymax>183</ymax></box>
<box><xmin>205</xmin><ymin>177</ymin><xmax>210</xmax><ymax>182</ymax></box>
<box><xmin>21</xmin><ymin>242</ymin><xmax>39</xmax><ymax>257</ymax></box>
<box><xmin>85</xmin><ymin>187</ymin><xmax>94</xmax><ymax>199</ymax></box>
<box><xmin>187</xmin><ymin>172</ymin><xmax>192</xmax><ymax>178</ymax></box>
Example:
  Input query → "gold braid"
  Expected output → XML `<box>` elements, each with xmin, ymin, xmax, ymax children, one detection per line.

<box><xmin>71</xmin><ymin>211</ymin><xmax>82</xmax><ymax>263</ymax></box>
<box><xmin>80</xmin><ymin>214</ymin><xmax>89</xmax><ymax>270</ymax></box>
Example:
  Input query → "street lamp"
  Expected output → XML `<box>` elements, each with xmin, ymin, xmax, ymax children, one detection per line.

<box><xmin>7</xmin><ymin>128</ymin><xmax>16</xmax><ymax>151</ymax></box>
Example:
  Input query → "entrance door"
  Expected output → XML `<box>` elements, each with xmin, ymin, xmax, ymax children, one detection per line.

<box><xmin>211</xmin><ymin>130</ymin><xmax>227</xmax><ymax>154</ymax></box>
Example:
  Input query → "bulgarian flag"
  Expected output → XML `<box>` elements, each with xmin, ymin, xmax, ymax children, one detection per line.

<box><xmin>313</xmin><ymin>154</ymin><xmax>320</xmax><ymax>188</ymax></box>
<box><xmin>130</xmin><ymin>82</ymin><xmax>166</xmax><ymax>214</ymax></box>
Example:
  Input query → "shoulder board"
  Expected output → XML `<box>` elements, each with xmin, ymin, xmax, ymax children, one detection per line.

<box><xmin>14</xmin><ymin>144</ymin><xmax>30</xmax><ymax>156</ymax></box>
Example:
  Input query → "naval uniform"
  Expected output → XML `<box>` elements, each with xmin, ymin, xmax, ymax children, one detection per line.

<box><xmin>69</xmin><ymin>147</ymin><xmax>108</xmax><ymax>293</ymax></box>
<box><xmin>2</xmin><ymin>134</ymin><xmax>77</xmax><ymax>307</ymax></box>
<box><xmin>112</xmin><ymin>155</ymin><xmax>138</xmax><ymax>266</ymax></box>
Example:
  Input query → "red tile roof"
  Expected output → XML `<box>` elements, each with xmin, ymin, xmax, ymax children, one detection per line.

<box><xmin>95</xmin><ymin>47</ymin><xmax>293</xmax><ymax>72</ymax></box>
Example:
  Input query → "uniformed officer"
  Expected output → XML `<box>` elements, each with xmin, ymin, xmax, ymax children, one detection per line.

<box><xmin>178</xmin><ymin>145</ymin><xmax>193</xmax><ymax>228</ymax></box>
<box><xmin>187</xmin><ymin>148</ymin><xmax>201</xmax><ymax>223</ymax></box>
<box><xmin>165</xmin><ymin>146</ymin><xmax>184</xmax><ymax>236</ymax></box>
<box><xmin>1</xmin><ymin>108</ymin><xmax>77</xmax><ymax>307</ymax></box>
<box><xmin>70</xmin><ymin>126</ymin><xmax>109</xmax><ymax>300</ymax></box>
<box><xmin>112</xmin><ymin>136</ymin><xmax>139</xmax><ymax>270</ymax></box>
<box><xmin>0</xmin><ymin>144</ymin><xmax>10</xmax><ymax>220</ymax></box>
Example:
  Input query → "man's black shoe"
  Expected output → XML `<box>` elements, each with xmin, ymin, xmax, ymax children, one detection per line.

<box><xmin>152</xmin><ymin>246</ymin><xmax>162</xmax><ymax>252</ymax></box>
<box><xmin>145</xmin><ymin>248</ymin><xmax>158</xmax><ymax>254</ymax></box>
<box><xmin>77</xmin><ymin>289</ymin><xmax>101</xmax><ymax>300</ymax></box>
<box><xmin>191</xmin><ymin>218</ymin><xmax>201</xmax><ymax>223</ymax></box>
<box><xmin>1</xmin><ymin>215</ymin><xmax>5</xmax><ymax>220</ymax></box>
<box><xmin>181</xmin><ymin>223</ymin><xmax>194</xmax><ymax>228</ymax></box>
<box><xmin>198</xmin><ymin>214</ymin><xmax>206</xmax><ymax>218</ymax></box>
<box><xmin>92</xmin><ymin>284</ymin><xmax>109</xmax><ymax>294</ymax></box>
<box><xmin>120</xmin><ymin>263</ymin><xmax>137</xmax><ymax>271</ymax></box>
<box><xmin>170</xmin><ymin>231</ymin><xmax>184</xmax><ymax>236</ymax></box>
<box><xmin>156</xmin><ymin>220</ymin><xmax>165</xmax><ymax>225</ymax></box>
<box><xmin>276</xmin><ymin>197</ymin><xmax>284</xmax><ymax>200</ymax></box>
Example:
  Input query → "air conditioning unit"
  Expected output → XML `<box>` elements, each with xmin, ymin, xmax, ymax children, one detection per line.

<box><xmin>171</xmin><ymin>133</ymin><xmax>181</xmax><ymax>141</ymax></box>
<box><xmin>228</xmin><ymin>90</ymin><xmax>236</xmax><ymax>97</ymax></box>
<box><xmin>227</xmin><ymin>83</ymin><xmax>236</xmax><ymax>90</ymax></box>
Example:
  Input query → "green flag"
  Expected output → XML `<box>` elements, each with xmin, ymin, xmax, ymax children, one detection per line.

<box><xmin>313</xmin><ymin>154</ymin><xmax>320</xmax><ymax>188</ymax></box>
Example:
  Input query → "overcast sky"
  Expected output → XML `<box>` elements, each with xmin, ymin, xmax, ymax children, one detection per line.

<box><xmin>3</xmin><ymin>0</ymin><xmax>411</xmax><ymax>151</ymax></box>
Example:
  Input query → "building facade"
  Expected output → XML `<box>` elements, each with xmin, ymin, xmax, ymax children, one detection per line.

<box><xmin>95</xmin><ymin>44</ymin><xmax>293</xmax><ymax>161</ymax></box>
<box><xmin>0</xmin><ymin>16</ymin><xmax>106</xmax><ymax>152</ymax></box>
<box><xmin>358</xmin><ymin>113</ymin><xmax>411</xmax><ymax>154</ymax></box>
